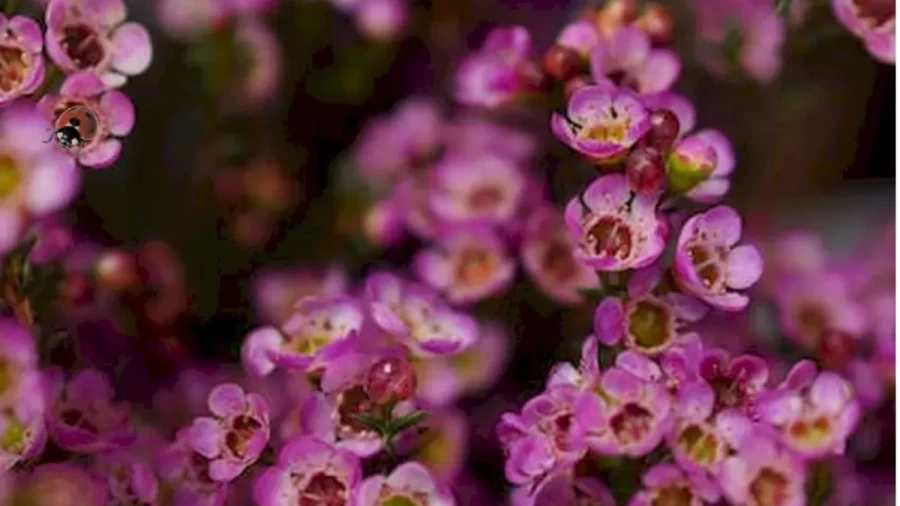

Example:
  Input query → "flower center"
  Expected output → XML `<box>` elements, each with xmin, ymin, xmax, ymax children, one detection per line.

<box><xmin>708</xmin><ymin>375</ymin><xmax>745</xmax><ymax>411</ymax></box>
<box><xmin>854</xmin><ymin>0</ymin><xmax>894</xmax><ymax>26</ymax></box>
<box><xmin>225</xmin><ymin>414</ymin><xmax>262</xmax><ymax>458</ymax></box>
<box><xmin>467</xmin><ymin>185</ymin><xmax>505</xmax><ymax>212</ymax></box>
<box><xmin>579</xmin><ymin>106</ymin><xmax>632</xmax><ymax>143</ymax></box>
<box><xmin>627</xmin><ymin>298</ymin><xmax>674</xmax><ymax>351</ymax></box>
<box><xmin>337</xmin><ymin>386</ymin><xmax>375</xmax><ymax>436</ymax></box>
<box><xmin>60</xmin><ymin>408</ymin><xmax>100</xmax><ymax>434</ymax></box>
<box><xmin>0</xmin><ymin>155</ymin><xmax>21</xmax><ymax>200</ymax></box>
<box><xmin>454</xmin><ymin>247</ymin><xmax>496</xmax><ymax>286</ymax></box>
<box><xmin>0</xmin><ymin>46</ymin><xmax>29</xmax><ymax>93</ymax></box>
<box><xmin>651</xmin><ymin>485</ymin><xmax>693</xmax><ymax>506</ymax></box>
<box><xmin>541</xmin><ymin>240</ymin><xmax>579</xmax><ymax>283</ymax></box>
<box><xmin>788</xmin><ymin>415</ymin><xmax>832</xmax><ymax>447</ymax></box>
<box><xmin>298</xmin><ymin>472</ymin><xmax>347</xmax><ymax>506</ymax></box>
<box><xmin>749</xmin><ymin>468</ymin><xmax>790</xmax><ymax>506</ymax></box>
<box><xmin>381</xmin><ymin>496</ymin><xmax>421</xmax><ymax>506</ymax></box>
<box><xmin>61</xmin><ymin>24</ymin><xmax>105</xmax><ymax>69</ymax></box>
<box><xmin>0</xmin><ymin>416</ymin><xmax>27</xmax><ymax>452</ymax></box>
<box><xmin>686</xmin><ymin>243</ymin><xmax>723</xmax><ymax>291</ymax></box>
<box><xmin>610</xmin><ymin>402</ymin><xmax>653</xmax><ymax>444</ymax></box>
<box><xmin>676</xmin><ymin>424</ymin><xmax>720</xmax><ymax>466</ymax></box>
<box><xmin>586</xmin><ymin>216</ymin><xmax>632</xmax><ymax>259</ymax></box>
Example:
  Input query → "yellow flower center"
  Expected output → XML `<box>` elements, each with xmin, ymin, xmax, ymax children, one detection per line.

<box><xmin>0</xmin><ymin>155</ymin><xmax>21</xmax><ymax>199</ymax></box>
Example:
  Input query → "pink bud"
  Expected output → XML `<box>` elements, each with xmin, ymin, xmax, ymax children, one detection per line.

<box><xmin>365</xmin><ymin>357</ymin><xmax>417</xmax><ymax>404</ymax></box>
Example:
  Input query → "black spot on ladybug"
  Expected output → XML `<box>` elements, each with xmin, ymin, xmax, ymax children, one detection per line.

<box><xmin>47</xmin><ymin>105</ymin><xmax>99</xmax><ymax>153</ymax></box>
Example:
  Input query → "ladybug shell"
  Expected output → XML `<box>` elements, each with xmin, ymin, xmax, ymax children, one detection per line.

<box><xmin>54</xmin><ymin>106</ymin><xmax>99</xmax><ymax>143</ymax></box>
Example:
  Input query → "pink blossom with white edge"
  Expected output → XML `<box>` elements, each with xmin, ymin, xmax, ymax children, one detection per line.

<box><xmin>351</xmin><ymin>461</ymin><xmax>455</xmax><ymax>506</ymax></box>
<box><xmin>0</xmin><ymin>14</ymin><xmax>46</xmax><ymax>106</ymax></box>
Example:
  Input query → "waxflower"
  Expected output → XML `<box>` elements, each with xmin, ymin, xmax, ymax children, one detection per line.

<box><xmin>668</xmin><ymin>129</ymin><xmax>735</xmax><ymax>203</ymax></box>
<box><xmin>589</xmin><ymin>27</ymin><xmax>681</xmax><ymax>94</ymax></box>
<box><xmin>718</xmin><ymin>434</ymin><xmax>807</xmax><ymax>506</ymax></box>
<box><xmin>252</xmin><ymin>264</ymin><xmax>347</xmax><ymax>325</ymax></box>
<box><xmin>551</xmin><ymin>85</ymin><xmax>651</xmax><ymax>163</ymax></box>
<box><xmin>47</xmin><ymin>368</ymin><xmax>135</xmax><ymax>454</ymax></box>
<box><xmin>0</xmin><ymin>14</ymin><xmax>45</xmax><ymax>106</ymax></box>
<box><xmin>673</xmin><ymin>206</ymin><xmax>763</xmax><ymax>312</ymax></box>
<box><xmin>413</xmin><ymin>225</ymin><xmax>516</xmax><ymax>305</ymax></box>
<box><xmin>241</xmin><ymin>295</ymin><xmax>363</xmax><ymax>376</ymax></box>
<box><xmin>0</xmin><ymin>103</ymin><xmax>79</xmax><ymax>255</ymax></box>
<box><xmin>253</xmin><ymin>435</ymin><xmax>361</xmax><ymax>506</ymax></box>
<box><xmin>697</xmin><ymin>347</ymin><xmax>769</xmax><ymax>414</ymax></box>
<box><xmin>511</xmin><ymin>472</ymin><xmax>615</xmax><ymax>506</ymax></box>
<box><xmin>188</xmin><ymin>383</ymin><xmax>271</xmax><ymax>482</ymax></box>
<box><xmin>454</xmin><ymin>26</ymin><xmax>542</xmax><ymax>109</ymax></box>
<box><xmin>365</xmin><ymin>272</ymin><xmax>478</xmax><ymax>357</ymax></box>
<box><xmin>93</xmin><ymin>453</ymin><xmax>159</xmax><ymax>506</ymax></box>
<box><xmin>628</xmin><ymin>463</ymin><xmax>719</xmax><ymax>506</ymax></box>
<box><xmin>756</xmin><ymin>362</ymin><xmax>860</xmax><ymax>458</ymax></box>
<box><xmin>774</xmin><ymin>271</ymin><xmax>867</xmax><ymax>351</ymax></box>
<box><xmin>156</xmin><ymin>427</ymin><xmax>229</xmax><ymax>506</ymax></box>
<box><xmin>594</xmin><ymin>263</ymin><xmax>708</xmax><ymax>355</ymax></box>
<box><xmin>17</xmin><ymin>462</ymin><xmax>109</xmax><ymax>506</ymax></box>
<box><xmin>521</xmin><ymin>206</ymin><xmax>600</xmax><ymax>305</ymax></box>
<box><xmin>354</xmin><ymin>0</ymin><xmax>408</xmax><ymax>41</ymax></box>
<box><xmin>563</xmin><ymin>173</ymin><xmax>668</xmax><ymax>271</ymax></box>
<box><xmin>556</xmin><ymin>20</ymin><xmax>600</xmax><ymax>57</ymax></box>
<box><xmin>352</xmin><ymin>461</ymin><xmax>455</xmax><ymax>506</ymax></box>
<box><xmin>575</xmin><ymin>350</ymin><xmax>673</xmax><ymax>457</ymax></box>
<box><xmin>38</xmin><ymin>72</ymin><xmax>135</xmax><ymax>169</ymax></box>
<box><xmin>428</xmin><ymin>153</ymin><xmax>526</xmax><ymax>225</ymax></box>
<box><xmin>45</xmin><ymin>0</ymin><xmax>152</xmax><ymax>87</ymax></box>
<box><xmin>497</xmin><ymin>385</ymin><xmax>586</xmax><ymax>485</ymax></box>
<box><xmin>832</xmin><ymin>0</ymin><xmax>895</xmax><ymax>64</ymax></box>
<box><xmin>666</xmin><ymin>381</ymin><xmax>734</xmax><ymax>476</ymax></box>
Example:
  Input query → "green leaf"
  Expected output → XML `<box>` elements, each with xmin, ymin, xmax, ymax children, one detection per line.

<box><xmin>353</xmin><ymin>414</ymin><xmax>386</xmax><ymax>433</ymax></box>
<box><xmin>387</xmin><ymin>411</ymin><xmax>427</xmax><ymax>436</ymax></box>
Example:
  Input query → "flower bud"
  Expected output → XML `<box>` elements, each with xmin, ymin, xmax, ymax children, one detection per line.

<box><xmin>642</xmin><ymin>108</ymin><xmax>681</xmax><ymax>153</ymax></box>
<box><xmin>626</xmin><ymin>146</ymin><xmax>666</xmax><ymax>194</ymax></box>
<box><xmin>667</xmin><ymin>136</ymin><xmax>717</xmax><ymax>193</ymax></box>
<box><xmin>95</xmin><ymin>250</ymin><xmax>140</xmax><ymax>292</ymax></box>
<box><xmin>543</xmin><ymin>45</ymin><xmax>583</xmax><ymax>81</ymax></box>
<box><xmin>365</xmin><ymin>357</ymin><xmax>417</xmax><ymax>404</ymax></box>
<box><xmin>635</xmin><ymin>4</ymin><xmax>674</xmax><ymax>44</ymax></box>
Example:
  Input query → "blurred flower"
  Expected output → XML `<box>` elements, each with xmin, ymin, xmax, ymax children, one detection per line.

<box><xmin>511</xmin><ymin>472</ymin><xmax>615</xmax><ymax>506</ymax></box>
<box><xmin>832</xmin><ymin>0</ymin><xmax>895</xmax><ymax>64</ymax></box>
<box><xmin>156</xmin><ymin>427</ymin><xmax>229</xmax><ymax>506</ymax></box>
<box><xmin>230</xmin><ymin>18</ymin><xmax>281</xmax><ymax>108</ymax></box>
<box><xmin>93</xmin><ymin>452</ymin><xmax>159</xmax><ymax>506</ymax></box>
<box><xmin>352</xmin><ymin>461</ymin><xmax>455</xmax><ymax>506</ymax></box>
<box><xmin>252</xmin><ymin>264</ymin><xmax>347</xmax><ymax>325</ymax></box>
<box><xmin>556</xmin><ymin>20</ymin><xmax>601</xmax><ymax>57</ymax></box>
<box><xmin>414</xmin><ymin>225</ymin><xmax>515</xmax><ymax>305</ymax></box>
<box><xmin>497</xmin><ymin>385</ymin><xmax>586</xmax><ymax>485</ymax></box>
<box><xmin>253</xmin><ymin>435</ymin><xmax>361</xmax><ymax>506</ymax></box>
<box><xmin>673</xmin><ymin>206</ymin><xmax>763</xmax><ymax>312</ymax></box>
<box><xmin>241</xmin><ymin>296</ymin><xmax>363</xmax><ymax>376</ymax></box>
<box><xmin>521</xmin><ymin>207</ymin><xmax>599</xmax><ymax>305</ymax></box>
<box><xmin>564</xmin><ymin>173</ymin><xmax>668</xmax><ymax>271</ymax></box>
<box><xmin>0</xmin><ymin>15</ymin><xmax>45</xmax><ymax>106</ymax></box>
<box><xmin>47</xmin><ymin>368</ymin><xmax>134</xmax><ymax>454</ymax></box>
<box><xmin>551</xmin><ymin>85</ymin><xmax>650</xmax><ymax>163</ymax></box>
<box><xmin>428</xmin><ymin>154</ymin><xmax>526</xmax><ymax>225</ymax></box>
<box><xmin>454</xmin><ymin>26</ymin><xmax>543</xmax><ymax>109</ymax></box>
<box><xmin>156</xmin><ymin>0</ymin><xmax>229</xmax><ymax>40</ymax></box>
<box><xmin>17</xmin><ymin>463</ymin><xmax>108</xmax><ymax>506</ymax></box>
<box><xmin>0</xmin><ymin>103</ymin><xmax>78</xmax><ymax>256</ymax></box>
<box><xmin>0</xmin><ymin>319</ymin><xmax>46</xmax><ymax>470</ymax></box>
<box><xmin>187</xmin><ymin>383</ymin><xmax>271</xmax><ymax>482</ymax></box>
<box><xmin>774</xmin><ymin>271</ymin><xmax>867</xmax><ymax>351</ymax></box>
<box><xmin>45</xmin><ymin>0</ymin><xmax>152</xmax><ymax>87</ymax></box>
<box><xmin>365</xmin><ymin>272</ymin><xmax>478</xmax><ymax>357</ymax></box>
<box><xmin>718</xmin><ymin>434</ymin><xmax>806</xmax><ymax>506</ymax></box>
<box><xmin>354</xmin><ymin>0</ymin><xmax>408</xmax><ymax>41</ymax></box>
<box><xmin>589</xmin><ymin>27</ymin><xmax>680</xmax><ymax>94</ymax></box>
<box><xmin>28</xmin><ymin>218</ymin><xmax>74</xmax><ymax>264</ymax></box>
<box><xmin>628</xmin><ymin>463</ymin><xmax>719</xmax><ymax>506</ymax></box>
<box><xmin>413</xmin><ymin>408</ymin><xmax>468</xmax><ymax>485</ymax></box>
<box><xmin>38</xmin><ymin>72</ymin><xmax>135</xmax><ymax>169</ymax></box>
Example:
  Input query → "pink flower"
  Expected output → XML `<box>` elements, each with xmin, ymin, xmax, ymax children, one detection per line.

<box><xmin>241</xmin><ymin>295</ymin><xmax>363</xmax><ymax>376</ymax></box>
<box><xmin>497</xmin><ymin>385</ymin><xmax>586</xmax><ymax>485</ymax></box>
<box><xmin>666</xmin><ymin>381</ymin><xmax>737</xmax><ymax>476</ymax></box>
<box><xmin>669</xmin><ymin>129</ymin><xmax>736</xmax><ymax>203</ymax></box>
<box><xmin>673</xmin><ymin>206</ymin><xmax>763</xmax><ymax>312</ymax></box>
<box><xmin>442</xmin><ymin>116</ymin><xmax>536</xmax><ymax>163</ymax></box>
<box><xmin>156</xmin><ymin>427</ymin><xmax>228</xmax><ymax>506</ymax></box>
<box><xmin>156</xmin><ymin>0</ymin><xmax>229</xmax><ymax>40</ymax></box>
<box><xmin>628</xmin><ymin>463</ymin><xmax>719</xmax><ymax>506</ymax></box>
<box><xmin>774</xmin><ymin>271</ymin><xmax>867</xmax><ymax>351</ymax></box>
<box><xmin>253</xmin><ymin>435</ymin><xmax>361</xmax><ymax>506</ymax></box>
<box><xmin>564</xmin><ymin>173</ymin><xmax>668</xmax><ymax>271</ymax></box>
<box><xmin>832</xmin><ymin>0</ymin><xmax>894</xmax><ymax>63</ymax></box>
<box><xmin>454</xmin><ymin>26</ymin><xmax>541</xmax><ymax>109</ymax></box>
<box><xmin>251</xmin><ymin>264</ymin><xmax>347</xmax><ymax>325</ymax></box>
<box><xmin>551</xmin><ymin>85</ymin><xmax>651</xmax><ymax>163</ymax></box>
<box><xmin>0</xmin><ymin>320</ymin><xmax>46</xmax><ymax>470</ymax></box>
<box><xmin>38</xmin><ymin>72</ymin><xmax>135</xmax><ymax>169</ymax></box>
<box><xmin>521</xmin><ymin>207</ymin><xmax>599</xmax><ymax>305</ymax></box>
<box><xmin>575</xmin><ymin>352</ymin><xmax>673</xmax><ymax>457</ymax></box>
<box><xmin>187</xmin><ymin>383</ymin><xmax>271</xmax><ymax>482</ymax></box>
<box><xmin>351</xmin><ymin>461</ymin><xmax>455</xmax><ymax>506</ymax></box>
<box><xmin>365</xmin><ymin>272</ymin><xmax>478</xmax><ymax>357</ymax></box>
<box><xmin>45</xmin><ymin>0</ymin><xmax>152</xmax><ymax>87</ymax></box>
<box><xmin>511</xmin><ymin>471</ymin><xmax>615</xmax><ymax>506</ymax></box>
<box><xmin>556</xmin><ymin>20</ymin><xmax>601</xmax><ymax>57</ymax></box>
<box><xmin>0</xmin><ymin>15</ymin><xmax>45</xmax><ymax>106</ymax></box>
<box><xmin>697</xmin><ymin>347</ymin><xmax>770</xmax><ymax>414</ymax></box>
<box><xmin>229</xmin><ymin>18</ymin><xmax>282</xmax><ymax>108</ymax></box>
<box><xmin>28</xmin><ymin>218</ymin><xmax>74</xmax><ymax>264</ymax></box>
<box><xmin>93</xmin><ymin>452</ymin><xmax>159</xmax><ymax>506</ymax></box>
<box><xmin>18</xmin><ymin>462</ymin><xmax>109</xmax><ymax>506</ymax></box>
<box><xmin>428</xmin><ymin>153</ymin><xmax>526</xmax><ymax>225</ymax></box>
<box><xmin>589</xmin><ymin>27</ymin><xmax>680</xmax><ymax>94</ymax></box>
<box><xmin>756</xmin><ymin>363</ymin><xmax>860</xmax><ymax>458</ymax></box>
<box><xmin>413</xmin><ymin>225</ymin><xmax>516</xmax><ymax>305</ymax></box>
<box><xmin>47</xmin><ymin>368</ymin><xmax>134</xmax><ymax>454</ymax></box>
<box><xmin>0</xmin><ymin>103</ymin><xmax>79</xmax><ymax>255</ymax></box>
<box><xmin>354</xmin><ymin>0</ymin><xmax>408</xmax><ymax>41</ymax></box>
<box><xmin>718</xmin><ymin>434</ymin><xmax>806</xmax><ymax>506</ymax></box>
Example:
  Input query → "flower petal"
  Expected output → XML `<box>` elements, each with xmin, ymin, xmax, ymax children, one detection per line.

<box><xmin>110</xmin><ymin>22</ymin><xmax>152</xmax><ymax>75</ymax></box>
<box><xmin>207</xmin><ymin>383</ymin><xmax>247</xmax><ymax>417</ymax></box>
<box><xmin>725</xmin><ymin>244</ymin><xmax>763</xmax><ymax>290</ymax></box>
<box><xmin>79</xmin><ymin>138</ymin><xmax>122</xmax><ymax>169</ymax></box>
<box><xmin>99</xmin><ymin>90</ymin><xmax>135</xmax><ymax>136</ymax></box>
<box><xmin>188</xmin><ymin>417</ymin><xmax>224</xmax><ymax>459</ymax></box>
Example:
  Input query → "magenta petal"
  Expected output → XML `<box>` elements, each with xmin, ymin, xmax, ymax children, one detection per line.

<box><xmin>10</xmin><ymin>16</ymin><xmax>43</xmax><ymax>53</ymax></box>
<box><xmin>99</xmin><ymin>90</ymin><xmax>136</xmax><ymax>136</ymax></box>
<box><xmin>78</xmin><ymin>138</ymin><xmax>122</xmax><ymax>168</ymax></box>
<box><xmin>697</xmin><ymin>206</ymin><xmax>742</xmax><ymax>246</ymax></box>
<box><xmin>188</xmin><ymin>417</ymin><xmax>224</xmax><ymax>459</ymax></box>
<box><xmin>387</xmin><ymin>462</ymin><xmax>437</xmax><ymax>492</ymax></box>
<box><xmin>781</xmin><ymin>360</ymin><xmax>817</xmax><ymax>391</ymax></box>
<box><xmin>209</xmin><ymin>459</ymin><xmax>244</xmax><ymax>482</ymax></box>
<box><xmin>810</xmin><ymin>372</ymin><xmax>851</xmax><ymax>413</ymax></box>
<box><xmin>207</xmin><ymin>383</ymin><xmax>247</xmax><ymax>417</ymax></box>
<box><xmin>241</xmin><ymin>326</ymin><xmax>282</xmax><ymax>377</ymax></box>
<box><xmin>81</xmin><ymin>0</ymin><xmax>127</xmax><ymax>28</ymax></box>
<box><xmin>686</xmin><ymin>178</ymin><xmax>730</xmax><ymax>203</ymax></box>
<box><xmin>677</xmin><ymin>381</ymin><xmax>715</xmax><ymax>420</ymax></box>
<box><xmin>110</xmin><ymin>22</ymin><xmax>152</xmax><ymax>76</ymax></box>
<box><xmin>725</xmin><ymin>244</ymin><xmax>763</xmax><ymax>290</ymax></box>
<box><xmin>60</xmin><ymin>72</ymin><xmax>105</xmax><ymax>98</ymax></box>
<box><xmin>582</xmin><ymin>173</ymin><xmax>630</xmax><ymax>213</ymax></box>
<box><xmin>594</xmin><ymin>297</ymin><xmax>625</xmax><ymax>345</ymax></box>
<box><xmin>25</xmin><ymin>153</ymin><xmax>80</xmax><ymax>216</ymax></box>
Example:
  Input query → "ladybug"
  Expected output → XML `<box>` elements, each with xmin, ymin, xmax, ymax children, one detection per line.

<box><xmin>45</xmin><ymin>105</ymin><xmax>99</xmax><ymax>152</ymax></box>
